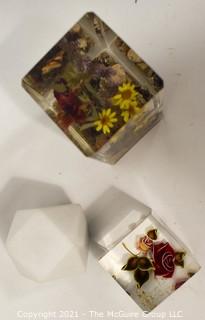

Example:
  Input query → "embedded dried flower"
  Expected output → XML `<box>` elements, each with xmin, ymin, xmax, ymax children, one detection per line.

<box><xmin>122</xmin><ymin>243</ymin><xmax>153</xmax><ymax>288</ymax></box>
<box><xmin>147</xmin><ymin>229</ymin><xmax>158</xmax><ymax>240</ymax></box>
<box><xmin>137</xmin><ymin>257</ymin><xmax>154</xmax><ymax>271</ymax></box>
<box><xmin>54</xmin><ymin>90</ymin><xmax>86</xmax><ymax>126</ymax></box>
<box><xmin>66</xmin><ymin>31</ymin><xmax>80</xmax><ymax>43</ymax></box>
<box><xmin>41</xmin><ymin>50</ymin><xmax>64</xmax><ymax>76</ymax></box>
<box><xmin>112</xmin><ymin>82</ymin><xmax>138</xmax><ymax>109</ymax></box>
<box><xmin>138</xmin><ymin>235</ymin><xmax>153</xmax><ymax>252</ymax></box>
<box><xmin>110</xmin><ymin>64</ymin><xmax>126</xmax><ymax>85</ymax></box>
<box><xmin>71</xmin><ymin>23</ymin><xmax>81</xmax><ymax>34</ymax></box>
<box><xmin>175</xmin><ymin>279</ymin><xmax>187</xmax><ymax>290</ymax></box>
<box><xmin>121</xmin><ymin>102</ymin><xmax>142</xmax><ymax>123</ymax></box>
<box><xmin>127</xmin><ymin>49</ymin><xmax>141</xmax><ymax>63</ymax></box>
<box><xmin>152</xmin><ymin>242</ymin><xmax>175</xmax><ymax>278</ymax></box>
<box><xmin>95</xmin><ymin>109</ymin><xmax>118</xmax><ymax>135</ymax></box>
<box><xmin>134</xmin><ymin>269</ymin><xmax>149</xmax><ymax>288</ymax></box>
<box><xmin>78</xmin><ymin>38</ymin><xmax>88</xmax><ymax>51</ymax></box>
<box><xmin>122</xmin><ymin>257</ymin><xmax>138</xmax><ymax>271</ymax></box>
<box><xmin>93</xmin><ymin>64</ymin><xmax>115</xmax><ymax>79</ymax></box>
<box><xmin>174</xmin><ymin>252</ymin><xmax>186</xmax><ymax>268</ymax></box>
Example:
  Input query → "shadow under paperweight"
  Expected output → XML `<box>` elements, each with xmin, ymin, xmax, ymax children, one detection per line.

<box><xmin>89</xmin><ymin>189</ymin><xmax>201</xmax><ymax>312</ymax></box>
<box><xmin>22</xmin><ymin>12</ymin><xmax>164</xmax><ymax>164</ymax></box>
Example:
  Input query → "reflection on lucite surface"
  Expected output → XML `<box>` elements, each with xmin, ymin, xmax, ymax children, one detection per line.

<box><xmin>99</xmin><ymin>214</ymin><xmax>201</xmax><ymax>312</ymax></box>
<box><xmin>22</xmin><ymin>12</ymin><xmax>164</xmax><ymax>164</ymax></box>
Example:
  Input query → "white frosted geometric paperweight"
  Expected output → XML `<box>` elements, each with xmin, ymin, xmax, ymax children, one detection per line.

<box><xmin>6</xmin><ymin>204</ymin><xmax>88</xmax><ymax>282</ymax></box>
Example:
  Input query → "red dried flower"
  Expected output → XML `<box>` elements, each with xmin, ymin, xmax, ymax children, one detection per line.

<box><xmin>175</xmin><ymin>279</ymin><xmax>187</xmax><ymax>290</ymax></box>
<box><xmin>152</xmin><ymin>242</ymin><xmax>175</xmax><ymax>278</ymax></box>
<box><xmin>54</xmin><ymin>90</ymin><xmax>86</xmax><ymax>127</ymax></box>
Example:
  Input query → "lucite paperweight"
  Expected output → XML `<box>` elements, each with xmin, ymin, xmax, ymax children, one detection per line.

<box><xmin>6</xmin><ymin>204</ymin><xmax>88</xmax><ymax>282</ymax></box>
<box><xmin>22</xmin><ymin>12</ymin><xmax>164</xmax><ymax>164</ymax></box>
<box><xmin>89</xmin><ymin>190</ymin><xmax>201</xmax><ymax>312</ymax></box>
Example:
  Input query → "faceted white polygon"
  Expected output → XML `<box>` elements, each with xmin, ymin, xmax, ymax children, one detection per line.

<box><xmin>6</xmin><ymin>204</ymin><xmax>88</xmax><ymax>282</ymax></box>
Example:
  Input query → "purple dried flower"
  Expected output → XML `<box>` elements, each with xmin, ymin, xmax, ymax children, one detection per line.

<box><xmin>98</xmin><ymin>80</ymin><xmax>118</xmax><ymax>100</ymax></box>
<box><xmin>93</xmin><ymin>64</ymin><xmax>115</xmax><ymax>79</ymax></box>
<box><xmin>77</xmin><ymin>56</ymin><xmax>92</xmax><ymax>72</ymax></box>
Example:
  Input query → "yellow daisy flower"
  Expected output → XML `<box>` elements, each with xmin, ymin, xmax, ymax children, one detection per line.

<box><xmin>112</xmin><ymin>82</ymin><xmax>138</xmax><ymax>109</ymax></box>
<box><xmin>95</xmin><ymin>108</ymin><xmax>117</xmax><ymax>135</ymax></box>
<box><xmin>121</xmin><ymin>101</ymin><xmax>142</xmax><ymax>123</ymax></box>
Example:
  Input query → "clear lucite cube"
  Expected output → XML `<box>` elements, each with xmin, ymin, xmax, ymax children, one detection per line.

<box><xmin>22</xmin><ymin>12</ymin><xmax>164</xmax><ymax>164</ymax></box>
<box><xmin>89</xmin><ymin>189</ymin><xmax>201</xmax><ymax>312</ymax></box>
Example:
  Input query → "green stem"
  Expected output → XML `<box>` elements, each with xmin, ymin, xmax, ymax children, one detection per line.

<box><xmin>122</xmin><ymin>243</ymin><xmax>138</xmax><ymax>256</ymax></box>
<box><xmin>84</xmin><ymin>79</ymin><xmax>102</xmax><ymax>106</ymax></box>
<box><xmin>80</xmin><ymin>122</ymin><xmax>96</xmax><ymax>131</ymax></box>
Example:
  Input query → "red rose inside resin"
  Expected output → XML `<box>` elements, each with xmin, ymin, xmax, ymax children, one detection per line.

<box><xmin>152</xmin><ymin>242</ymin><xmax>175</xmax><ymax>278</ymax></box>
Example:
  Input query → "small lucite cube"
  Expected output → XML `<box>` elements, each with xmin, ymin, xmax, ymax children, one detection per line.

<box><xmin>22</xmin><ymin>12</ymin><xmax>164</xmax><ymax>164</ymax></box>
<box><xmin>89</xmin><ymin>190</ymin><xmax>201</xmax><ymax>312</ymax></box>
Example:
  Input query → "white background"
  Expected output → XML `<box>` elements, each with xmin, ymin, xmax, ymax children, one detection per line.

<box><xmin>0</xmin><ymin>0</ymin><xmax>205</xmax><ymax>319</ymax></box>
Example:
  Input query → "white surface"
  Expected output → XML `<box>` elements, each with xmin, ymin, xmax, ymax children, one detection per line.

<box><xmin>6</xmin><ymin>205</ymin><xmax>88</xmax><ymax>282</ymax></box>
<box><xmin>0</xmin><ymin>0</ymin><xmax>204</xmax><ymax>319</ymax></box>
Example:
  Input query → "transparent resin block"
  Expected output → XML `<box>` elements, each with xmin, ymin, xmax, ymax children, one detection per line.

<box><xmin>90</xmin><ymin>190</ymin><xmax>201</xmax><ymax>312</ymax></box>
<box><xmin>22</xmin><ymin>12</ymin><xmax>164</xmax><ymax>164</ymax></box>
